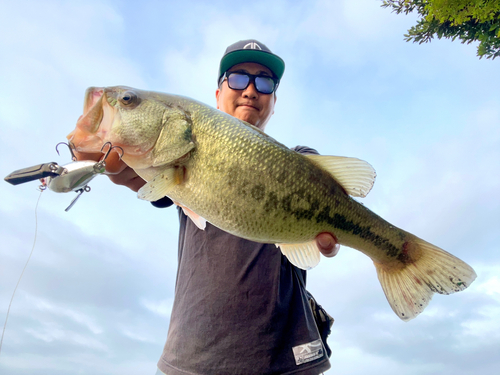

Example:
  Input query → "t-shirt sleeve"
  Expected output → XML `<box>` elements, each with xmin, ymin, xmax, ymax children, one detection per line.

<box><xmin>151</xmin><ymin>196</ymin><xmax>174</xmax><ymax>208</ymax></box>
<box><xmin>292</xmin><ymin>145</ymin><xmax>320</xmax><ymax>156</ymax></box>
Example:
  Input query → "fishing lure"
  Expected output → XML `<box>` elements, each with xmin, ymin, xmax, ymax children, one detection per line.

<box><xmin>4</xmin><ymin>142</ymin><xmax>123</xmax><ymax>211</ymax></box>
<box><xmin>1</xmin><ymin>141</ymin><xmax>124</xmax><ymax>359</ymax></box>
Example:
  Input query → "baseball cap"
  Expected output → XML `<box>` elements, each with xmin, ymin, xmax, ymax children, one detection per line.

<box><xmin>217</xmin><ymin>39</ymin><xmax>285</xmax><ymax>84</ymax></box>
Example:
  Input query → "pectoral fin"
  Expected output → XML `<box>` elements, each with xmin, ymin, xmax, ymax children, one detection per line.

<box><xmin>277</xmin><ymin>241</ymin><xmax>321</xmax><ymax>270</ymax></box>
<box><xmin>137</xmin><ymin>168</ymin><xmax>177</xmax><ymax>202</ymax></box>
<box><xmin>305</xmin><ymin>155</ymin><xmax>376</xmax><ymax>197</ymax></box>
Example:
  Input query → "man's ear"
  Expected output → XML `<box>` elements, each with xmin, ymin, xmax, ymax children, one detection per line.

<box><xmin>215</xmin><ymin>88</ymin><xmax>221</xmax><ymax>109</ymax></box>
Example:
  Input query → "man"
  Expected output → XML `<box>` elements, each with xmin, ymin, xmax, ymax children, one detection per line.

<box><xmin>82</xmin><ymin>40</ymin><xmax>339</xmax><ymax>374</ymax></box>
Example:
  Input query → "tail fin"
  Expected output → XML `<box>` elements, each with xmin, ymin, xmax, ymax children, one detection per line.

<box><xmin>374</xmin><ymin>237</ymin><xmax>477</xmax><ymax>321</ymax></box>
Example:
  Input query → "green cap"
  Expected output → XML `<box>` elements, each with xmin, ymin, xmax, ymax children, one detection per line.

<box><xmin>217</xmin><ymin>39</ymin><xmax>285</xmax><ymax>84</ymax></box>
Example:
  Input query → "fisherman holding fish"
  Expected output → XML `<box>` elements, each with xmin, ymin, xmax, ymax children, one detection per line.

<box><xmin>74</xmin><ymin>40</ymin><xmax>338</xmax><ymax>374</ymax></box>
<box><xmin>69</xmin><ymin>38</ymin><xmax>475</xmax><ymax>374</ymax></box>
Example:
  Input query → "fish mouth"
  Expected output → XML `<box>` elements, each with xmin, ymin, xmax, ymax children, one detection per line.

<box><xmin>84</xmin><ymin>87</ymin><xmax>105</xmax><ymax>120</ymax></box>
<box><xmin>66</xmin><ymin>87</ymin><xmax>118</xmax><ymax>153</ymax></box>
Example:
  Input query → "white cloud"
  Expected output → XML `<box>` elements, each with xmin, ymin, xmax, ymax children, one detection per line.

<box><xmin>329</xmin><ymin>343</ymin><xmax>447</xmax><ymax>375</ymax></box>
<box><xmin>121</xmin><ymin>328</ymin><xmax>157</xmax><ymax>344</ymax></box>
<box><xmin>24</xmin><ymin>324</ymin><xmax>108</xmax><ymax>351</ymax></box>
<box><xmin>0</xmin><ymin>0</ymin><xmax>145</xmax><ymax>133</ymax></box>
<box><xmin>458</xmin><ymin>266</ymin><xmax>500</xmax><ymax>345</ymax></box>
<box><xmin>23</xmin><ymin>294</ymin><xmax>103</xmax><ymax>335</ymax></box>
<box><xmin>476</xmin><ymin>275</ymin><xmax>500</xmax><ymax>299</ymax></box>
<box><xmin>461</xmin><ymin>305</ymin><xmax>500</xmax><ymax>339</ymax></box>
<box><xmin>141</xmin><ymin>298</ymin><xmax>174</xmax><ymax>318</ymax></box>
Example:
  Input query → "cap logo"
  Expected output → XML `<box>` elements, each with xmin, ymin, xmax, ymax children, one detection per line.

<box><xmin>243</xmin><ymin>42</ymin><xmax>262</xmax><ymax>50</ymax></box>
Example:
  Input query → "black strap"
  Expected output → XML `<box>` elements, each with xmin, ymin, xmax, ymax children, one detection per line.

<box><xmin>293</xmin><ymin>265</ymin><xmax>334</xmax><ymax>358</ymax></box>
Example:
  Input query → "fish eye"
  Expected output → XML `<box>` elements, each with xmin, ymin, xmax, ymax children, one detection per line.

<box><xmin>120</xmin><ymin>91</ymin><xmax>137</xmax><ymax>105</ymax></box>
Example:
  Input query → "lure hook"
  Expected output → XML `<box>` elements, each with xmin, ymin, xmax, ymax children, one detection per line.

<box><xmin>64</xmin><ymin>185</ymin><xmax>92</xmax><ymax>212</ymax></box>
<box><xmin>56</xmin><ymin>142</ymin><xmax>77</xmax><ymax>161</ymax></box>
<box><xmin>100</xmin><ymin>142</ymin><xmax>124</xmax><ymax>163</ymax></box>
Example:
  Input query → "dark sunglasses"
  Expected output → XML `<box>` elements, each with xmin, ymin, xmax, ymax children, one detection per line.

<box><xmin>220</xmin><ymin>72</ymin><xmax>279</xmax><ymax>94</ymax></box>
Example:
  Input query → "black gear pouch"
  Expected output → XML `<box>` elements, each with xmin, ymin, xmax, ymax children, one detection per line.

<box><xmin>293</xmin><ymin>266</ymin><xmax>334</xmax><ymax>357</ymax></box>
<box><xmin>306</xmin><ymin>291</ymin><xmax>334</xmax><ymax>357</ymax></box>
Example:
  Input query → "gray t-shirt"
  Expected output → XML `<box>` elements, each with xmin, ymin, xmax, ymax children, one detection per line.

<box><xmin>157</xmin><ymin>146</ymin><xmax>331</xmax><ymax>375</ymax></box>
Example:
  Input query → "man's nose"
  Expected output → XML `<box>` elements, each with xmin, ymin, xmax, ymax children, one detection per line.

<box><xmin>242</xmin><ymin>82</ymin><xmax>258</xmax><ymax>99</ymax></box>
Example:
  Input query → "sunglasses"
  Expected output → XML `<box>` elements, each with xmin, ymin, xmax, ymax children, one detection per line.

<box><xmin>220</xmin><ymin>72</ymin><xmax>279</xmax><ymax>94</ymax></box>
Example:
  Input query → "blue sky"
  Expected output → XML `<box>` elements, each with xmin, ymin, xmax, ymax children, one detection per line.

<box><xmin>0</xmin><ymin>1</ymin><xmax>499</xmax><ymax>374</ymax></box>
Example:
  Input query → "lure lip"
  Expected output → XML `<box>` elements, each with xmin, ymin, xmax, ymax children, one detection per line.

<box><xmin>4</xmin><ymin>162</ymin><xmax>64</xmax><ymax>186</ymax></box>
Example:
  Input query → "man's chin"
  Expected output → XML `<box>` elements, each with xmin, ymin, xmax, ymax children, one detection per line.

<box><xmin>235</xmin><ymin>110</ymin><xmax>259</xmax><ymax>126</ymax></box>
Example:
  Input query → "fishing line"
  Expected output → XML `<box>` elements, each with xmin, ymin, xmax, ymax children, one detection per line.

<box><xmin>0</xmin><ymin>189</ymin><xmax>43</xmax><ymax>357</ymax></box>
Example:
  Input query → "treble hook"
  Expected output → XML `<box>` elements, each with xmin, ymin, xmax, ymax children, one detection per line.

<box><xmin>65</xmin><ymin>186</ymin><xmax>91</xmax><ymax>212</ymax></box>
<box><xmin>56</xmin><ymin>142</ymin><xmax>77</xmax><ymax>161</ymax></box>
<box><xmin>100</xmin><ymin>142</ymin><xmax>124</xmax><ymax>163</ymax></box>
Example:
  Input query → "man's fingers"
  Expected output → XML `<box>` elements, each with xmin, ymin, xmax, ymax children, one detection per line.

<box><xmin>73</xmin><ymin>150</ymin><xmax>101</xmax><ymax>162</ymax></box>
<box><xmin>73</xmin><ymin>149</ymin><xmax>127</xmax><ymax>174</ymax></box>
<box><xmin>73</xmin><ymin>149</ymin><xmax>143</xmax><ymax>191</ymax></box>
<box><xmin>107</xmin><ymin>166</ymin><xmax>146</xmax><ymax>192</ymax></box>
<box><xmin>316</xmin><ymin>233</ymin><xmax>340</xmax><ymax>258</ymax></box>
<box><xmin>103</xmin><ymin>150</ymin><xmax>128</xmax><ymax>174</ymax></box>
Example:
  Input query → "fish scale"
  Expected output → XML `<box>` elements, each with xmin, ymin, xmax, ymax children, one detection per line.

<box><xmin>67</xmin><ymin>86</ymin><xmax>477</xmax><ymax>321</ymax></box>
<box><xmin>179</xmin><ymin>115</ymin><xmax>334</xmax><ymax>242</ymax></box>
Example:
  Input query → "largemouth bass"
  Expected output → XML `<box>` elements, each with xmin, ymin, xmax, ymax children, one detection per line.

<box><xmin>68</xmin><ymin>86</ymin><xmax>476</xmax><ymax>321</ymax></box>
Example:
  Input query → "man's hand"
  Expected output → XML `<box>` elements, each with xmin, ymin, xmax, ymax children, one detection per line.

<box><xmin>316</xmin><ymin>233</ymin><xmax>340</xmax><ymax>258</ymax></box>
<box><xmin>73</xmin><ymin>149</ymin><xmax>146</xmax><ymax>192</ymax></box>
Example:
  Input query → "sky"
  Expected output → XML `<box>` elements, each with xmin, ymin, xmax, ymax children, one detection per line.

<box><xmin>0</xmin><ymin>0</ymin><xmax>499</xmax><ymax>374</ymax></box>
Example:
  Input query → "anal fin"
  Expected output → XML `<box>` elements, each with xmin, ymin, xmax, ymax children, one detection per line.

<box><xmin>277</xmin><ymin>241</ymin><xmax>321</xmax><ymax>270</ymax></box>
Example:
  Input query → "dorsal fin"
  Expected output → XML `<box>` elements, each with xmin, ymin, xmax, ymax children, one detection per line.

<box><xmin>305</xmin><ymin>155</ymin><xmax>376</xmax><ymax>197</ymax></box>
